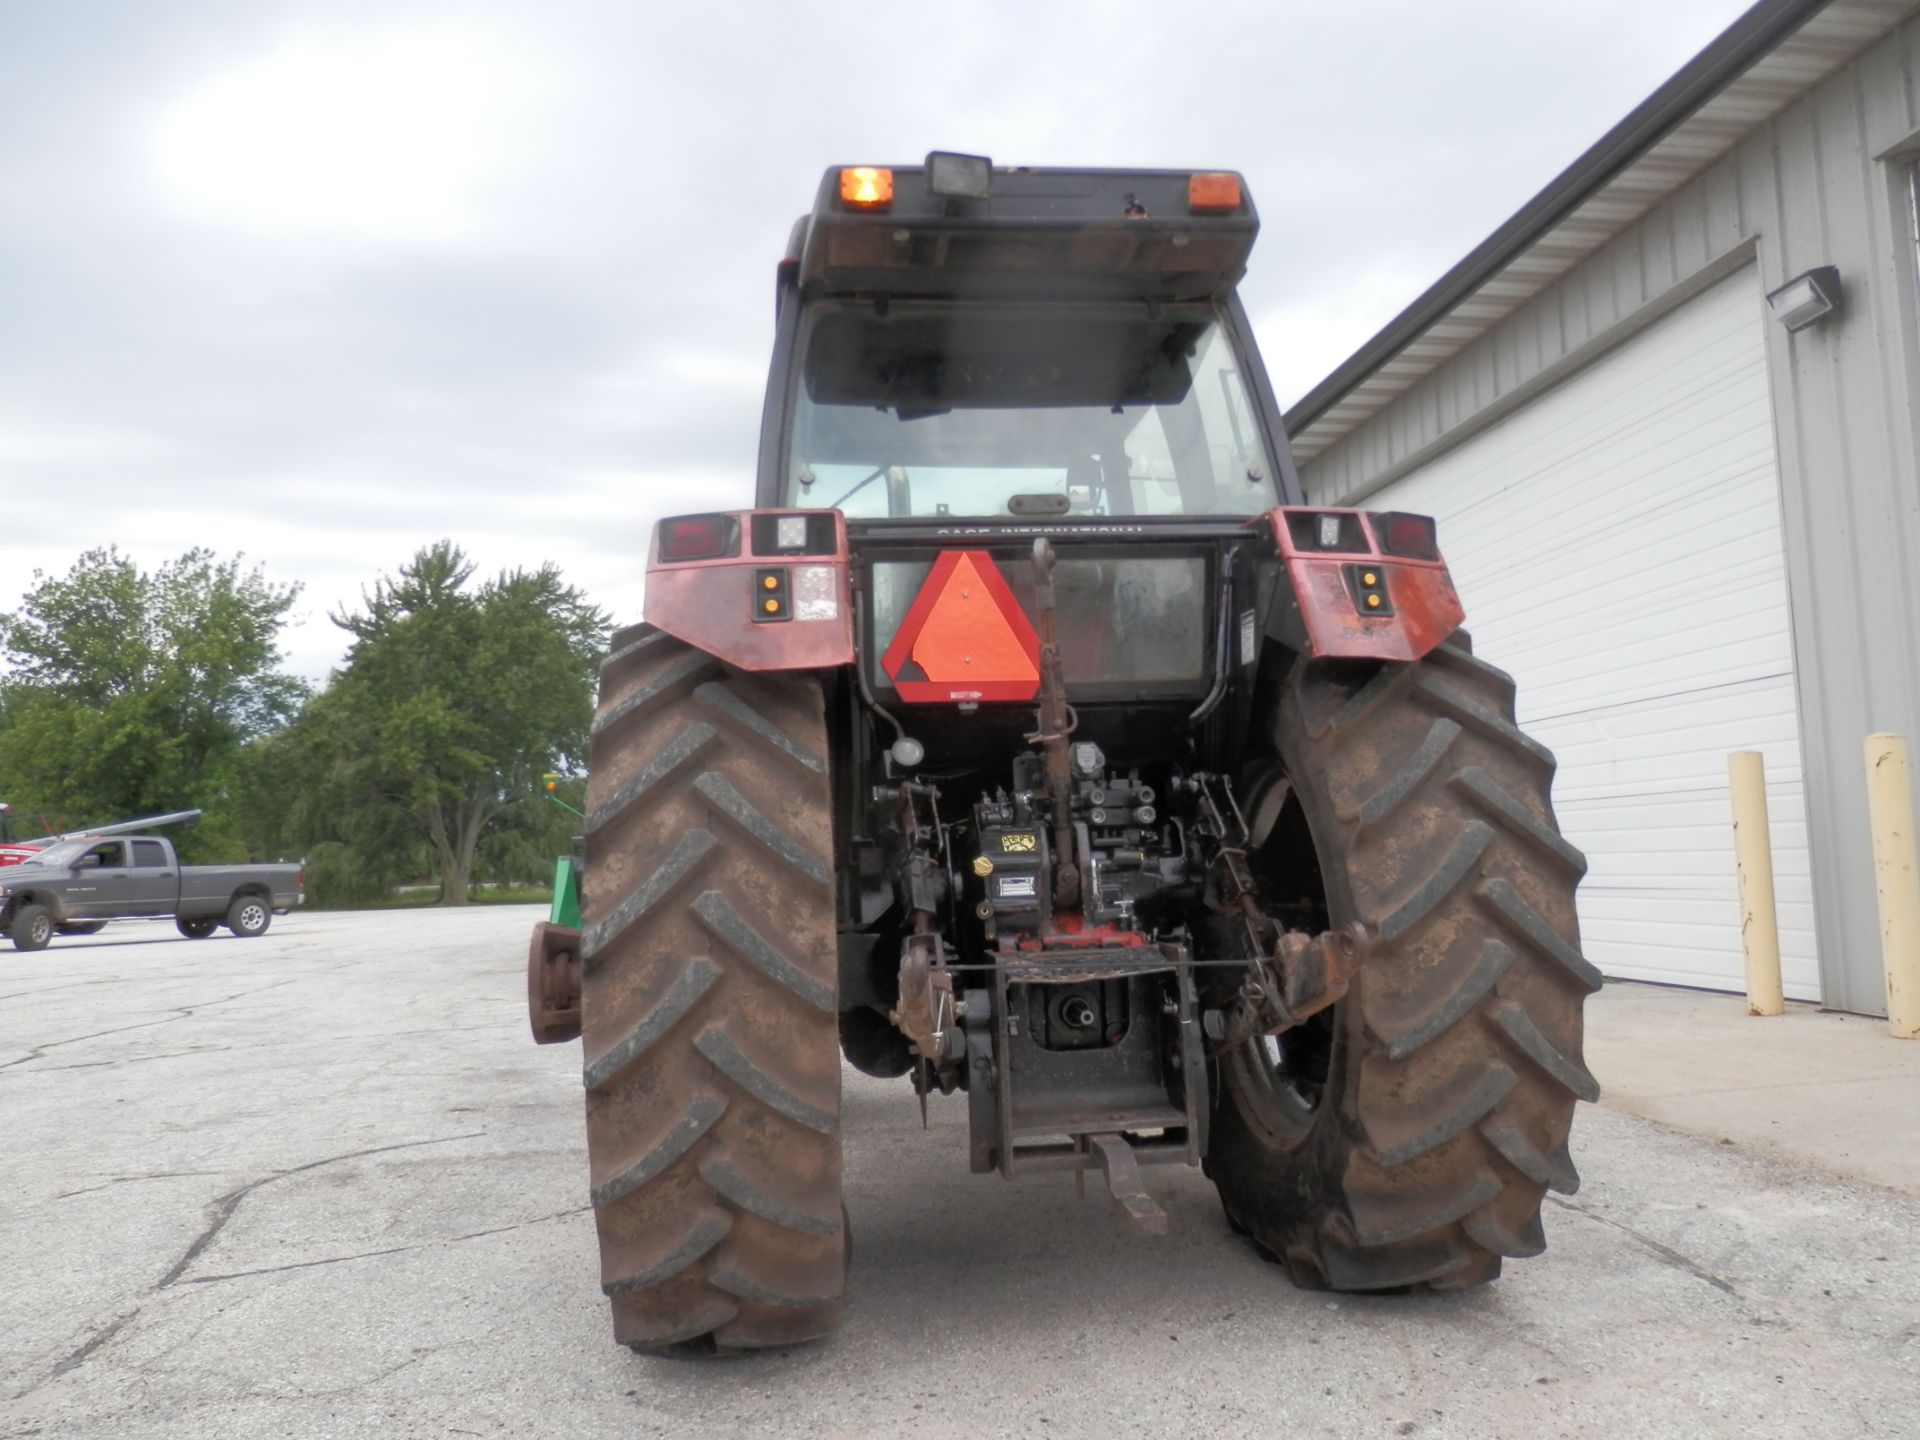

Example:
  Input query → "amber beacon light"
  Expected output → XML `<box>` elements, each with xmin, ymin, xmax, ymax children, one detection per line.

<box><xmin>840</xmin><ymin>166</ymin><xmax>894</xmax><ymax>209</ymax></box>
<box><xmin>1188</xmin><ymin>172</ymin><xmax>1242</xmax><ymax>212</ymax></box>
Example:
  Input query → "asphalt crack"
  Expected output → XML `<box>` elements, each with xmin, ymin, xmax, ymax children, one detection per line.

<box><xmin>0</xmin><ymin>980</ymin><xmax>298</xmax><ymax>1075</ymax></box>
<box><xmin>183</xmin><ymin>1205</ymin><xmax>591</xmax><ymax>1285</ymax></box>
<box><xmin>158</xmin><ymin>1130</ymin><xmax>486</xmax><ymax>1288</ymax></box>
<box><xmin>43</xmin><ymin>1311</ymin><xmax>139</xmax><ymax>1384</ymax></box>
<box><xmin>0</xmin><ymin>976</ymin><xmax>150</xmax><ymax>1004</ymax></box>
<box><xmin>8</xmin><ymin>1128</ymin><xmax>484</xmax><ymax>1403</ymax></box>
<box><xmin>0</xmin><ymin>1016</ymin><xmax>198</xmax><ymax>1072</ymax></box>
<box><xmin>1545</xmin><ymin>1195</ymin><xmax>1739</xmax><ymax>1297</ymax></box>
<box><xmin>54</xmin><ymin>1170</ymin><xmax>223</xmax><ymax>1201</ymax></box>
<box><xmin>31</xmin><ymin>1045</ymin><xmax>234</xmax><ymax>1075</ymax></box>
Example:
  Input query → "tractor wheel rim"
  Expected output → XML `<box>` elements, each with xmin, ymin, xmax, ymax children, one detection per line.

<box><xmin>1256</xmin><ymin>1033</ymin><xmax>1321</xmax><ymax>1116</ymax></box>
<box><xmin>1232</xmin><ymin>1021</ymin><xmax>1332</xmax><ymax>1149</ymax></box>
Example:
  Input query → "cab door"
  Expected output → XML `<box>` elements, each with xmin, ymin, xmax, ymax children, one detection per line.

<box><xmin>127</xmin><ymin>839</ymin><xmax>178</xmax><ymax>916</ymax></box>
<box><xmin>67</xmin><ymin>840</ymin><xmax>132</xmax><ymax>917</ymax></box>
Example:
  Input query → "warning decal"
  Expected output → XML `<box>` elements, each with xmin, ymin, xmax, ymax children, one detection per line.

<box><xmin>880</xmin><ymin>550</ymin><xmax>1042</xmax><ymax>704</ymax></box>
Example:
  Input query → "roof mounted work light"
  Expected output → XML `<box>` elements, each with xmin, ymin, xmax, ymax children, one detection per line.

<box><xmin>926</xmin><ymin>150</ymin><xmax>992</xmax><ymax>200</ymax></box>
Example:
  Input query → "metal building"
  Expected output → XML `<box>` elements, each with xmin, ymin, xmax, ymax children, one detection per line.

<box><xmin>1286</xmin><ymin>0</ymin><xmax>1920</xmax><ymax>1015</ymax></box>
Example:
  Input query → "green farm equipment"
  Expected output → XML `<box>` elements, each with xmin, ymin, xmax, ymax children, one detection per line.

<box><xmin>527</xmin><ymin>773</ymin><xmax>584</xmax><ymax>1042</ymax></box>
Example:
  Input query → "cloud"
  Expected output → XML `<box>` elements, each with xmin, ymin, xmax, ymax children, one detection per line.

<box><xmin>0</xmin><ymin>0</ymin><xmax>1757</xmax><ymax>683</ymax></box>
<box><xmin>148</xmin><ymin>21</ymin><xmax>553</xmax><ymax>244</ymax></box>
<box><xmin>1254</xmin><ymin>263</ymin><xmax>1450</xmax><ymax>411</ymax></box>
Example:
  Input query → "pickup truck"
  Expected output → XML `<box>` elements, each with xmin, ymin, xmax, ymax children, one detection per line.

<box><xmin>0</xmin><ymin>835</ymin><xmax>302</xmax><ymax>951</ymax></box>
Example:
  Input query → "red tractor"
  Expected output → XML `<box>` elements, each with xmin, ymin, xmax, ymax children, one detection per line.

<box><xmin>527</xmin><ymin>155</ymin><xmax>1596</xmax><ymax>1355</ymax></box>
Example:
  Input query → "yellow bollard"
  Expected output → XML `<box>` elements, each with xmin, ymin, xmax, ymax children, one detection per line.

<box><xmin>1728</xmin><ymin>751</ymin><xmax>1785</xmax><ymax>1016</ymax></box>
<box><xmin>1863</xmin><ymin>733</ymin><xmax>1920</xmax><ymax>1039</ymax></box>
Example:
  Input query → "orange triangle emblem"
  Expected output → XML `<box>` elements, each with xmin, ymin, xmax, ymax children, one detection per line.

<box><xmin>880</xmin><ymin>551</ymin><xmax>1041</xmax><ymax>703</ymax></box>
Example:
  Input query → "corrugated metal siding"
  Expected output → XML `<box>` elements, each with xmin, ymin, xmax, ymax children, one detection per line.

<box><xmin>1302</xmin><ymin>16</ymin><xmax>1920</xmax><ymax>1015</ymax></box>
<box><xmin>1288</xmin><ymin>0</ymin><xmax>1920</xmax><ymax>464</ymax></box>
<box><xmin>1365</xmin><ymin>271</ymin><xmax>1818</xmax><ymax>998</ymax></box>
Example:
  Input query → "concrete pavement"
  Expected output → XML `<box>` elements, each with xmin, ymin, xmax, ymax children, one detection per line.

<box><xmin>1586</xmin><ymin>981</ymin><xmax>1920</xmax><ymax>1194</ymax></box>
<box><xmin>2</xmin><ymin>906</ymin><xmax>1917</xmax><ymax>1439</ymax></box>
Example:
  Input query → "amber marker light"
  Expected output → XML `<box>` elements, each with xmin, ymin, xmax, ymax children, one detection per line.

<box><xmin>840</xmin><ymin>166</ymin><xmax>894</xmax><ymax>209</ymax></box>
<box><xmin>762</xmin><ymin>575</ymin><xmax>779</xmax><ymax>590</ymax></box>
<box><xmin>1188</xmin><ymin>172</ymin><xmax>1242</xmax><ymax>212</ymax></box>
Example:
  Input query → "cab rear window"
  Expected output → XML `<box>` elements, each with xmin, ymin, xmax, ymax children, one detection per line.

<box><xmin>870</xmin><ymin>556</ymin><xmax>1206</xmax><ymax>686</ymax></box>
<box><xmin>786</xmin><ymin>305</ymin><xmax>1276</xmax><ymax>521</ymax></box>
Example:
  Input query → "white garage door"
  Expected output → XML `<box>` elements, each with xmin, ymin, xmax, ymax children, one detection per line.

<box><xmin>1367</xmin><ymin>268</ymin><xmax>1817</xmax><ymax>999</ymax></box>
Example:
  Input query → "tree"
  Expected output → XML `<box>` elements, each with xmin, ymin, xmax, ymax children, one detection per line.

<box><xmin>306</xmin><ymin>542</ymin><xmax>605</xmax><ymax>904</ymax></box>
<box><xmin>0</xmin><ymin>548</ymin><xmax>306</xmax><ymax>858</ymax></box>
<box><xmin>227</xmin><ymin>701</ymin><xmax>430</xmax><ymax>904</ymax></box>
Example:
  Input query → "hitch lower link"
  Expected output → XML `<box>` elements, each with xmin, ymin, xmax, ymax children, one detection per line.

<box><xmin>892</xmin><ymin>931</ymin><xmax>965</xmax><ymax>1064</ymax></box>
<box><xmin>1204</xmin><ymin>923</ymin><xmax>1368</xmax><ymax>1050</ymax></box>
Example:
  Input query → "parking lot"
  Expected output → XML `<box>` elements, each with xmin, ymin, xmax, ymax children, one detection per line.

<box><xmin>3</xmin><ymin>906</ymin><xmax>1918</xmax><ymax>1439</ymax></box>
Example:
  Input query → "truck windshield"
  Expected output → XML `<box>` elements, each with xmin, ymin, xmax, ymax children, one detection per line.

<box><xmin>783</xmin><ymin>303</ymin><xmax>1279</xmax><ymax>519</ymax></box>
<box><xmin>23</xmin><ymin>840</ymin><xmax>83</xmax><ymax>867</ymax></box>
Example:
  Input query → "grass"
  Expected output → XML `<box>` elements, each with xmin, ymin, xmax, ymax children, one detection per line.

<box><xmin>312</xmin><ymin>885</ymin><xmax>552</xmax><ymax>911</ymax></box>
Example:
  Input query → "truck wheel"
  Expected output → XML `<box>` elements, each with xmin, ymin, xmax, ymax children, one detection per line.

<box><xmin>1209</xmin><ymin>634</ymin><xmax>1598</xmax><ymax>1292</ymax></box>
<box><xmin>10</xmin><ymin>904</ymin><xmax>54</xmax><ymax>952</ymax></box>
<box><xmin>225</xmin><ymin>895</ymin><xmax>271</xmax><ymax>937</ymax></box>
<box><xmin>581</xmin><ymin>623</ymin><xmax>844</xmax><ymax>1356</ymax></box>
<box><xmin>178</xmin><ymin>917</ymin><xmax>219</xmax><ymax>940</ymax></box>
<box><xmin>56</xmin><ymin>921</ymin><xmax>107</xmax><ymax>937</ymax></box>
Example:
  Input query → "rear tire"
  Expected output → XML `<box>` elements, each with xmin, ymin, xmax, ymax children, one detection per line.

<box><xmin>225</xmin><ymin>895</ymin><xmax>271</xmax><ymax>937</ymax></box>
<box><xmin>581</xmin><ymin>623</ymin><xmax>845</xmax><ymax>1356</ymax></box>
<box><xmin>1208</xmin><ymin>634</ymin><xmax>1598</xmax><ymax>1291</ymax></box>
<box><xmin>178</xmin><ymin>917</ymin><xmax>219</xmax><ymax>940</ymax></box>
<box><xmin>10</xmin><ymin>904</ymin><xmax>54</xmax><ymax>952</ymax></box>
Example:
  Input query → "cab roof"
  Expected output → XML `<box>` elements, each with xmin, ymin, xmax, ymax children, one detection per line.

<box><xmin>790</xmin><ymin>162</ymin><xmax>1258</xmax><ymax>304</ymax></box>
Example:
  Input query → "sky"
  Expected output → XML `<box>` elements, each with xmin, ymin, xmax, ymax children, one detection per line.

<box><xmin>0</xmin><ymin>0</ymin><xmax>1759</xmax><ymax>682</ymax></box>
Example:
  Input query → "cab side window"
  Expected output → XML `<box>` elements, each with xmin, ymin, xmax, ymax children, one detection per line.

<box><xmin>132</xmin><ymin>840</ymin><xmax>168</xmax><ymax>868</ymax></box>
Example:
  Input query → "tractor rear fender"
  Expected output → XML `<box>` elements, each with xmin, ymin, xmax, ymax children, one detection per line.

<box><xmin>642</xmin><ymin>509</ymin><xmax>854</xmax><ymax>671</ymax></box>
<box><xmin>1258</xmin><ymin>506</ymin><xmax>1465</xmax><ymax>664</ymax></box>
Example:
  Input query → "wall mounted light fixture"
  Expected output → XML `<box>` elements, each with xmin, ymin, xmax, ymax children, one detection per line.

<box><xmin>1765</xmin><ymin>266</ymin><xmax>1842</xmax><ymax>332</ymax></box>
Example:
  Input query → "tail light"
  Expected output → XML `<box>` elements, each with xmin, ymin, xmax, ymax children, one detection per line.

<box><xmin>297</xmin><ymin>865</ymin><xmax>304</xmax><ymax>892</ymax></box>
<box><xmin>656</xmin><ymin>514</ymin><xmax>739</xmax><ymax>563</ymax></box>
<box><xmin>1373</xmin><ymin>511</ymin><xmax>1440</xmax><ymax>561</ymax></box>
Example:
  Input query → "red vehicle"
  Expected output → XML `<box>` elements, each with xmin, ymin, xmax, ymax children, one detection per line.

<box><xmin>526</xmin><ymin>158</ymin><xmax>1596</xmax><ymax>1356</ymax></box>
<box><xmin>0</xmin><ymin>807</ymin><xmax>203</xmax><ymax>868</ymax></box>
<box><xmin>0</xmin><ymin>804</ymin><xmax>44</xmax><ymax>867</ymax></box>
